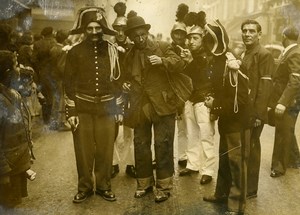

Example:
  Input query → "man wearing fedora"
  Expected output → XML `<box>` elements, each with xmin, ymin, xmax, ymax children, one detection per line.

<box><xmin>122</xmin><ymin>13</ymin><xmax>184</xmax><ymax>203</ymax></box>
<box><xmin>203</xmin><ymin>20</ymin><xmax>251</xmax><ymax>215</ymax></box>
<box><xmin>64</xmin><ymin>7</ymin><xmax>123</xmax><ymax>203</ymax></box>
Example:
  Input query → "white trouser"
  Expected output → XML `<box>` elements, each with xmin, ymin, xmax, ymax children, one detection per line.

<box><xmin>113</xmin><ymin>125</ymin><xmax>135</xmax><ymax>166</ymax></box>
<box><xmin>184</xmin><ymin>101</ymin><xmax>216</xmax><ymax>176</ymax></box>
<box><xmin>177</xmin><ymin>106</ymin><xmax>188</xmax><ymax>161</ymax></box>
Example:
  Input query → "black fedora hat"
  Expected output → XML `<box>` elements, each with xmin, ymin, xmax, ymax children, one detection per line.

<box><xmin>124</xmin><ymin>14</ymin><xmax>151</xmax><ymax>36</ymax></box>
<box><xmin>204</xmin><ymin>19</ymin><xmax>229</xmax><ymax>56</ymax></box>
<box><xmin>70</xmin><ymin>7</ymin><xmax>116</xmax><ymax>35</ymax></box>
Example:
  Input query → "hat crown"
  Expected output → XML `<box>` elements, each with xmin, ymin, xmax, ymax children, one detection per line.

<box><xmin>125</xmin><ymin>15</ymin><xmax>151</xmax><ymax>35</ymax></box>
<box><xmin>171</xmin><ymin>22</ymin><xmax>187</xmax><ymax>34</ymax></box>
<box><xmin>187</xmin><ymin>25</ymin><xmax>204</xmax><ymax>36</ymax></box>
<box><xmin>113</xmin><ymin>16</ymin><xmax>127</xmax><ymax>27</ymax></box>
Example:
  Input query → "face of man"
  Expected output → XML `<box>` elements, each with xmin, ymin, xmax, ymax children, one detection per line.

<box><xmin>187</xmin><ymin>33</ymin><xmax>203</xmax><ymax>52</ymax></box>
<box><xmin>242</xmin><ymin>24</ymin><xmax>261</xmax><ymax>48</ymax></box>
<box><xmin>114</xmin><ymin>25</ymin><xmax>127</xmax><ymax>43</ymax></box>
<box><xmin>129</xmin><ymin>27</ymin><xmax>148</xmax><ymax>49</ymax></box>
<box><xmin>172</xmin><ymin>30</ymin><xmax>186</xmax><ymax>46</ymax></box>
<box><xmin>85</xmin><ymin>22</ymin><xmax>103</xmax><ymax>42</ymax></box>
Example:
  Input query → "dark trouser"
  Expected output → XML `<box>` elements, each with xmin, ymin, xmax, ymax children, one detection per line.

<box><xmin>0</xmin><ymin>172</ymin><xmax>27</xmax><ymax>208</ymax></box>
<box><xmin>73</xmin><ymin>113</ymin><xmax>116</xmax><ymax>192</ymax></box>
<box><xmin>271</xmin><ymin>109</ymin><xmax>299</xmax><ymax>174</ymax></box>
<box><xmin>215</xmin><ymin>129</ymin><xmax>250</xmax><ymax>213</ymax></box>
<box><xmin>247</xmin><ymin>124</ymin><xmax>264</xmax><ymax>195</ymax></box>
<box><xmin>288</xmin><ymin>135</ymin><xmax>300</xmax><ymax>168</ymax></box>
<box><xmin>134</xmin><ymin>113</ymin><xmax>175</xmax><ymax>191</ymax></box>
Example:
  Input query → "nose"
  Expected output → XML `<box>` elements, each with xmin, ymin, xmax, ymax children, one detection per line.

<box><xmin>92</xmin><ymin>28</ymin><xmax>98</xmax><ymax>34</ymax></box>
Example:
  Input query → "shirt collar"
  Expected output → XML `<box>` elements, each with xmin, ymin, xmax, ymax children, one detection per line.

<box><xmin>282</xmin><ymin>43</ymin><xmax>297</xmax><ymax>56</ymax></box>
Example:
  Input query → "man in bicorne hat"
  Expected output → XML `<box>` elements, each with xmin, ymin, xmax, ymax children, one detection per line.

<box><xmin>203</xmin><ymin>20</ymin><xmax>251</xmax><ymax>215</ymax></box>
<box><xmin>122</xmin><ymin>13</ymin><xmax>184</xmax><ymax>203</ymax></box>
<box><xmin>64</xmin><ymin>6</ymin><xmax>123</xmax><ymax>203</ymax></box>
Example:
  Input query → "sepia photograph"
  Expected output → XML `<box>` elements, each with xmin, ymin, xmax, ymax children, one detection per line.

<box><xmin>0</xmin><ymin>0</ymin><xmax>300</xmax><ymax>214</ymax></box>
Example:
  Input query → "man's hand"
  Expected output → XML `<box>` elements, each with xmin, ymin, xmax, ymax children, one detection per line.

<box><xmin>122</xmin><ymin>82</ymin><xmax>131</xmax><ymax>92</ymax></box>
<box><xmin>115</xmin><ymin>114</ymin><xmax>123</xmax><ymax>124</ymax></box>
<box><xmin>254</xmin><ymin>118</ymin><xmax>262</xmax><ymax>127</ymax></box>
<box><xmin>67</xmin><ymin>116</ymin><xmax>79</xmax><ymax>131</ymax></box>
<box><xmin>148</xmin><ymin>55</ymin><xmax>162</xmax><ymax>65</ymax></box>
<box><xmin>178</xmin><ymin>46</ymin><xmax>193</xmax><ymax>64</ymax></box>
<box><xmin>205</xmin><ymin>96</ymin><xmax>214</xmax><ymax>108</ymax></box>
<box><xmin>275</xmin><ymin>103</ymin><xmax>286</xmax><ymax>117</ymax></box>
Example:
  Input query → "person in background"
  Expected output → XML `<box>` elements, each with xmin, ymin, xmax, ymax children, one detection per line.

<box><xmin>111</xmin><ymin>2</ymin><xmax>136</xmax><ymax>179</ymax></box>
<box><xmin>268</xmin><ymin>26</ymin><xmax>300</xmax><ymax>178</ymax></box>
<box><xmin>0</xmin><ymin>51</ymin><xmax>34</xmax><ymax>209</ymax></box>
<box><xmin>32</xmin><ymin>26</ymin><xmax>57</xmax><ymax>126</ymax></box>
<box><xmin>64</xmin><ymin>6</ymin><xmax>122</xmax><ymax>203</ymax></box>
<box><xmin>240</xmin><ymin>19</ymin><xmax>275</xmax><ymax>199</ymax></box>
<box><xmin>169</xmin><ymin>3</ymin><xmax>189</xmax><ymax>169</ymax></box>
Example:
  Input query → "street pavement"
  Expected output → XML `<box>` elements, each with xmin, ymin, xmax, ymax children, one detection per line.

<box><xmin>1</xmin><ymin>116</ymin><xmax>300</xmax><ymax>215</ymax></box>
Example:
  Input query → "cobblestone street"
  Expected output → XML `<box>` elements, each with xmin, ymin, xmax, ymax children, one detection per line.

<box><xmin>1</xmin><ymin>116</ymin><xmax>300</xmax><ymax>215</ymax></box>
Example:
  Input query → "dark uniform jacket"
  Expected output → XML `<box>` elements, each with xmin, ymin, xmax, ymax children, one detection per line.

<box><xmin>123</xmin><ymin>40</ymin><xmax>184</xmax><ymax>125</ymax></box>
<box><xmin>210</xmin><ymin>54</ymin><xmax>250</xmax><ymax>134</ymax></box>
<box><xmin>184</xmin><ymin>49</ymin><xmax>213</xmax><ymax>104</ymax></box>
<box><xmin>269</xmin><ymin>44</ymin><xmax>300</xmax><ymax>110</ymax></box>
<box><xmin>0</xmin><ymin>84</ymin><xmax>31</xmax><ymax>176</ymax></box>
<box><xmin>64</xmin><ymin>40</ymin><xmax>122</xmax><ymax>118</ymax></box>
<box><xmin>242</xmin><ymin>43</ymin><xmax>274</xmax><ymax>123</ymax></box>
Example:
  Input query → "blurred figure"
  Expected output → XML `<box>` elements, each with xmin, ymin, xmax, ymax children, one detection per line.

<box><xmin>32</xmin><ymin>26</ymin><xmax>57</xmax><ymax>125</ymax></box>
<box><xmin>268</xmin><ymin>26</ymin><xmax>300</xmax><ymax>177</ymax></box>
<box><xmin>0</xmin><ymin>51</ymin><xmax>34</xmax><ymax>209</ymax></box>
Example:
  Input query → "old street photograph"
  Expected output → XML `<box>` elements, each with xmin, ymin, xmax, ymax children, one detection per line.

<box><xmin>0</xmin><ymin>0</ymin><xmax>300</xmax><ymax>214</ymax></box>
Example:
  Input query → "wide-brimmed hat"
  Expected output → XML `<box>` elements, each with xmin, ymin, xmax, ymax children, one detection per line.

<box><xmin>124</xmin><ymin>14</ymin><xmax>151</xmax><ymax>36</ymax></box>
<box><xmin>204</xmin><ymin>19</ymin><xmax>229</xmax><ymax>56</ymax></box>
<box><xmin>70</xmin><ymin>7</ymin><xmax>116</xmax><ymax>35</ymax></box>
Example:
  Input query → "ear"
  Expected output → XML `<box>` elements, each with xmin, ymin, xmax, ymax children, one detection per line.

<box><xmin>258</xmin><ymin>31</ymin><xmax>262</xmax><ymax>39</ymax></box>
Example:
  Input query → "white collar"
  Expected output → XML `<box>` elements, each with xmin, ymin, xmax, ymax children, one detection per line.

<box><xmin>282</xmin><ymin>43</ymin><xmax>297</xmax><ymax>56</ymax></box>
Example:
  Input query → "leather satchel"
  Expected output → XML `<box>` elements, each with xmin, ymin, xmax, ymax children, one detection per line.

<box><xmin>165</xmin><ymin>70</ymin><xmax>193</xmax><ymax>108</ymax></box>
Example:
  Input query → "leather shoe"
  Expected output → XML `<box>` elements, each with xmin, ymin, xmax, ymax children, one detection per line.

<box><xmin>95</xmin><ymin>189</ymin><xmax>116</xmax><ymax>201</ymax></box>
<box><xmin>134</xmin><ymin>186</ymin><xmax>153</xmax><ymax>198</ymax></box>
<box><xmin>178</xmin><ymin>159</ymin><xmax>187</xmax><ymax>168</ymax></box>
<box><xmin>73</xmin><ymin>190</ymin><xmax>93</xmax><ymax>203</ymax></box>
<box><xmin>179</xmin><ymin>168</ymin><xmax>199</xmax><ymax>176</ymax></box>
<box><xmin>203</xmin><ymin>195</ymin><xmax>227</xmax><ymax>204</ymax></box>
<box><xmin>246</xmin><ymin>192</ymin><xmax>257</xmax><ymax>199</ymax></box>
<box><xmin>154</xmin><ymin>190</ymin><xmax>170</xmax><ymax>203</ymax></box>
<box><xmin>270</xmin><ymin>170</ymin><xmax>284</xmax><ymax>178</ymax></box>
<box><xmin>200</xmin><ymin>175</ymin><xmax>212</xmax><ymax>185</ymax></box>
<box><xmin>111</xmin><ymin>164</ymin><xmax>119</xmax><ymax>178</ymax></box>
<box><xmin>126</xmin><ymin>165</ymin><xmax>136</xmax><ymax>178</ymax></box>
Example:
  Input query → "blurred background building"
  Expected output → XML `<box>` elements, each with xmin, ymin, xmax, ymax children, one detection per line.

<box><xmin>1</xmin><ymin>0</ymin><xmax>300</xmax><ymax>45</ymax></box>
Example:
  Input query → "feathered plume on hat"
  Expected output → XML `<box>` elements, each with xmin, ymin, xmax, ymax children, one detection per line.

<box><xmin>171</xmin><ymin>3</ymin><xmax>189</xmax><ymax>34</ymax></box>
<box><xmin>112</xmin><ymin>2</ymin><xmax>127</xmax><ymax>27</ymax></box>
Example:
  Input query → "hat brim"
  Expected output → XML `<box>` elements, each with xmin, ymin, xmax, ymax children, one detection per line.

<box><xmin>204</xmin><ymin>20</ymin><xmax>229</xmax><ymax>56</ymax></box>
<box><xmin>124</xmin><ymin>24</ymin><xmax>151</xmax><ymax>36</ymax></box>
